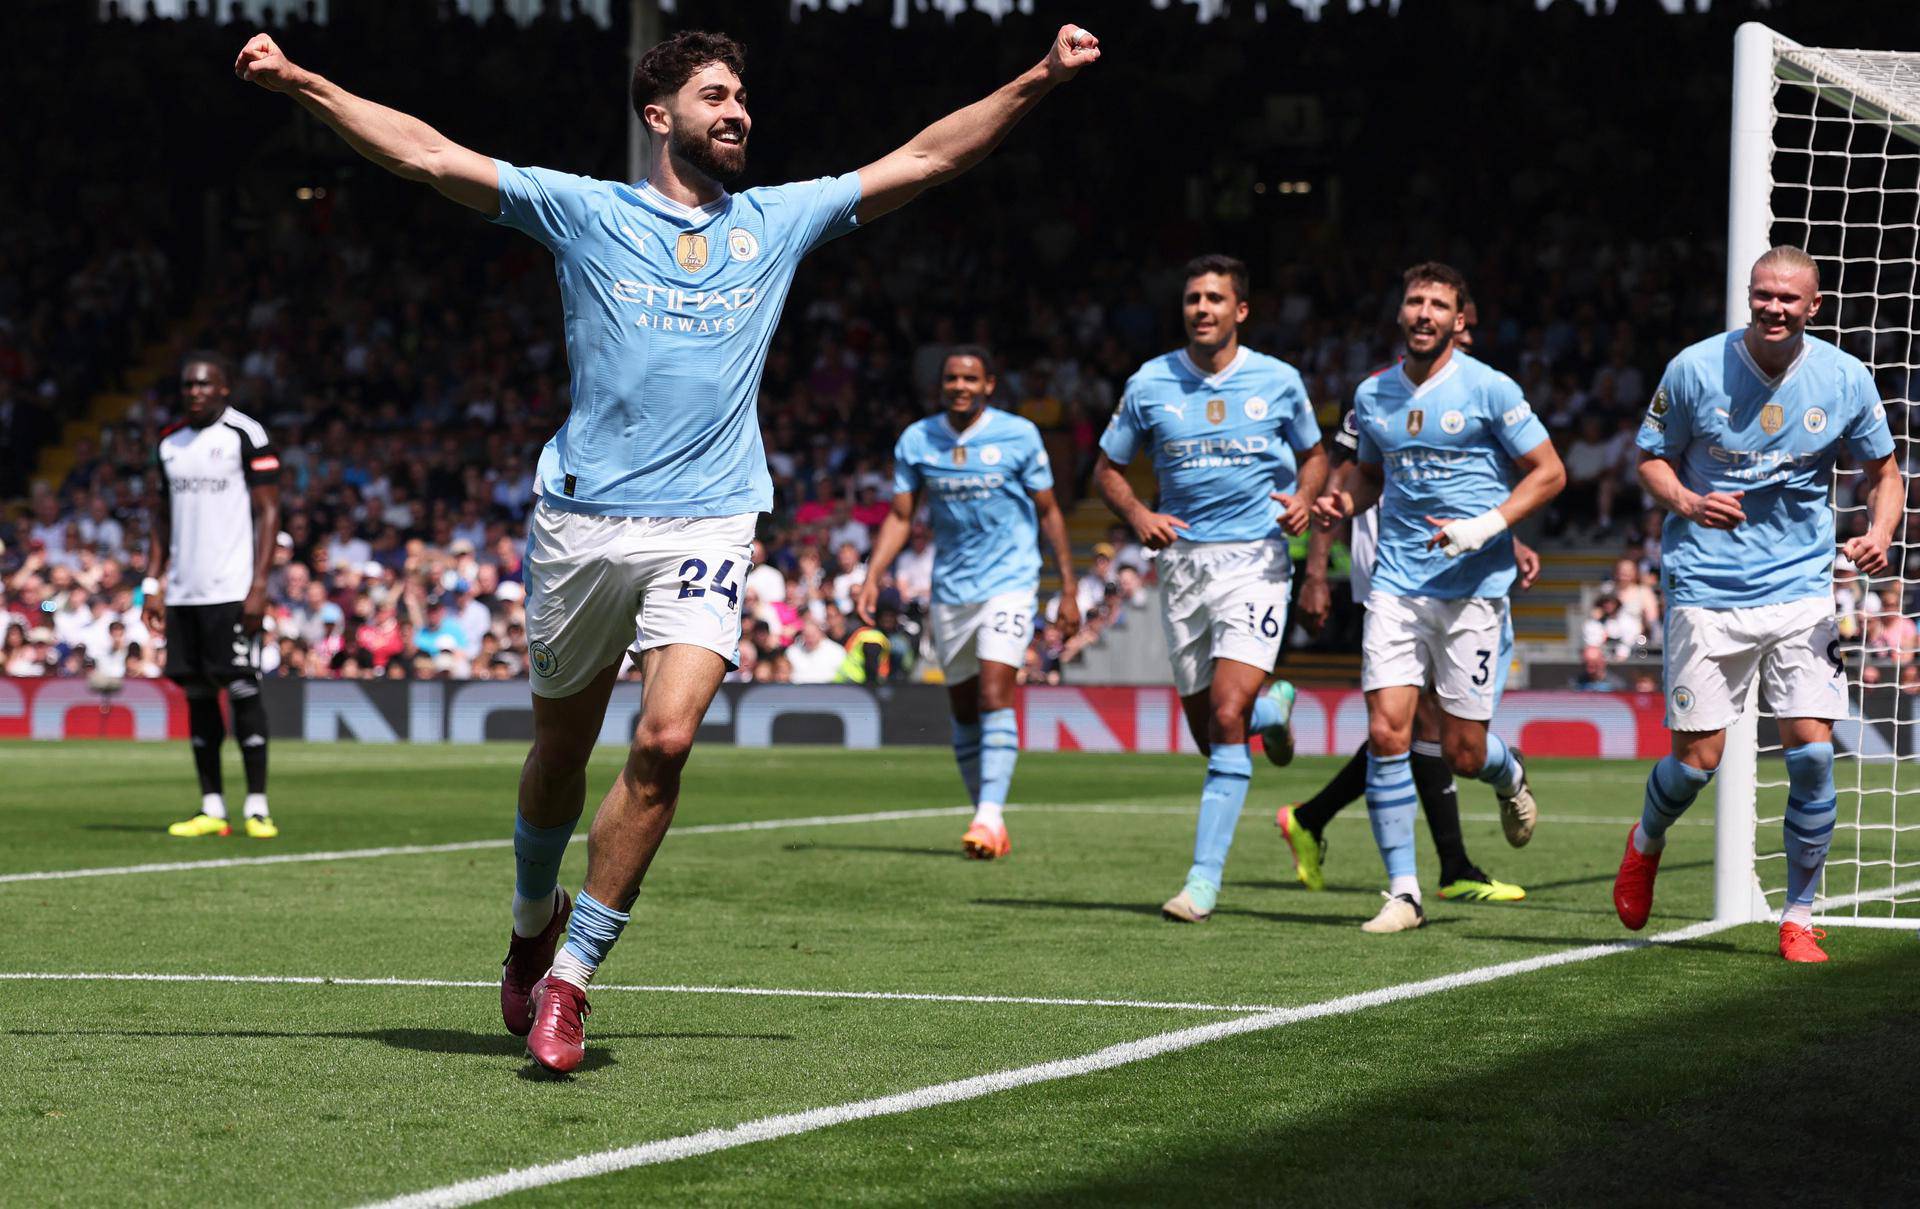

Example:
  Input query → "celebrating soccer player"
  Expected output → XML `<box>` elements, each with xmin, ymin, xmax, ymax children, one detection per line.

<box><xmin>1287</xmin><ymin>297</ymin><xmax>1534</xmax><ymax>903</ymax></box>
<box><xmin>144</xmin><ymin>353</ymin><xmax>282</xmax><ymax>840</ymax></box>
<box><xmin>1092</xmin><ymin>255</ymin><xmax>1328</xmax><ymax>924</ymax></box>
<box><xmin>1614</xmin><ymin>246</ymin><xmax>1901</xmax><ymax>963</ymax></box>
<box><xmin>1311</xmin><ymin>263</ymin><xmax>1564</xmax><ymax>933</ymax></box>
<box><xmin>858</xmin><ymin>347</ymin><xmax>1080</xmax><ymax>859</ymax></box>
<box><xmin>236</xmin><ymin>22</ymin><xmax>1102</xmax><ymax>1072</ymax></box>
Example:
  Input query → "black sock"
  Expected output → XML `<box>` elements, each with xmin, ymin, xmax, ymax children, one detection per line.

<box><xmin>186</xmin><ymin>690</ymin><xmax>226</xmax><ymax>799</ymax></box>
<box><xmin>228</xmin><ymin>680</ymin><xmax>270</xmax><ymax>799</ymax></box>
<box><xmin>1294</xmin><ymin>741</ymin><xmax>1369</xmax><ymax>838</ymax></box>
<box><xmin>1411</xmin><ymin>743</ymin><xmax>1474</xmax><ymax>882</ymax></box>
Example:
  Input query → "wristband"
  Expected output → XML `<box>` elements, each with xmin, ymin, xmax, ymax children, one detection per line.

<box><xmin>1438</xmin><ymin>509</ymin><xmax>1509</xmax><ymax>557</ymax></box>
<box><xmin>141</xmin><ymin>577</ymin><xmax>161</xmax><ymax>596</ymax></box>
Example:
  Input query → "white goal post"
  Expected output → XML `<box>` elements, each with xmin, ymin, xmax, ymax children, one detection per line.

<box><xmin>1719</xmin><ymin>23</ymin><xmax>1920</xmax><ymax>928</ymax></box>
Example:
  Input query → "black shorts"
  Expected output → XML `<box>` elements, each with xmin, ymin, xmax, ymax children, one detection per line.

<box><xmin>164</xmin><ymin>601</ymin><xmax>262</xmax><ymax>684</ymax></box>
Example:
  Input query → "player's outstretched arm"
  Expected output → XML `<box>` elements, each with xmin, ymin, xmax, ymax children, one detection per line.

<box><xmin>854</xmin><ymin>24</ymin><xmax>1100</xmax><ymax>224</ymax></box>
<box><xmin>234</xmin><ymin>33</ymin><xmax>499</xmax><ymax>213</ymax></box>
<box><xmin>855</xmin><ymin>492</ymin><xmax>916</xmax><ymax>625</ymax></box>
<box><xmin>1032</xmin><ymin>488</ymin><xmax>1081</xmax><ymax>640</ymax></box>
<box><xmin>1841</xmin><ymin>452</ymin><xmax>1903</xmax><ymax>576</ymax></box>
<box><xmin>1092</xmin><ymin>453</ymin><xmax>1187</xmax><ymax>550</ymax></box>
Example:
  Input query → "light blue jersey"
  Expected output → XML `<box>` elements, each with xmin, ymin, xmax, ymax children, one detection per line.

<box><xmin>493</xmin><ymin>163</ymin><xmax>863</xmax><ymax>517</ymax></box>
<box><xmin>1355</xmin><ymin>351</ymin><xmax>1550</xmax><ymax>600</ymax></box>
<box><xmin>893</xmin><ymin>408</ymin><xmax>1052</xmax><ymax>606</ymax></box>
<box><xmin>1636</xmin><ymin>330</ymin><xmax>1893</xmax><ymax>608</ymax></box>
<box><xmin>1099</xmin><ymin>347</ymin><xmax>1320</xmax><ymax>543</ymax></box>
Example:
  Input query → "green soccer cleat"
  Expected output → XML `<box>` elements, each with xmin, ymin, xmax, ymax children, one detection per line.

<box><xmin>1259</xmin><ymin>680</ymin><xmax>1297</xmax><ymax>767</ymax></box>
<box><xmin>167</xmin><ymin>813</ymin><xmax>231</xmax><ymax>838</ymax></box>
<box><xmin>1275</xmin><ymin>804</ymin><xmax>1326</xmax><ymax>891</ymax></box>
<box><xmin>1436</xmin><ymin>870</ymin><xmax>1526</xmax><ymax>902</ymax></box>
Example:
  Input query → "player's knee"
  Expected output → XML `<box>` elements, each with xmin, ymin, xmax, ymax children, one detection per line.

<box><xmin>632</xmin><ymin>718</ymin><xmax>696</xmax><ymax>770</ymax></box>
<box><xmin>529</xmin><ymin>727</ymin><xmax>595</xmax><ymax>778</ymax></box>
<box><xmin>181</xmin><ymin>680</ymin><xmax>220</xmax><ymax>702</ymax></box>
<box><xmin>1367</xmin><ymin>716</ymin><xmax>1411</xmax><ymax>757</ymax></box>
<box><xmin>226</xmin><ymin>678</ymin><xmax>260</xmax><ymax>701</ymax></box>
<box><xmin>1784</xmin><ymin>741</ymin><xmax>1835</xmax><ymax>799</ymax></box>
<box><xmin>1209</xmin><ymin>700</ymin><xmax>1248</xmax><ymax>744</ymax></box>
<box><xmin>1441</xmin><ymin>735</ymin><xmax>1482</xmax><ymax>779</ymax></box>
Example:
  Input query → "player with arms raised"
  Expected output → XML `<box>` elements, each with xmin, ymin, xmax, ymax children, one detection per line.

<box><xmin>236</xmin><ymin>23</ymin><xmax>1101</xmax><ymax>1072</ymax></box>
<box><xmin>1093</xmin><ymin>255</ymin><xmax>1328</xmax><ymax>923</ymax></box>
<box><xmin>1312</xmin><ymin>262</ymin><xmax>1563</xmax><ymax>933</ymax></box>
<box><xmin>858</xmin><ymin>347</ymin><xmax>1079</xmax><ymax>859</ymax></box>
<box><xmin>1614</xmin><ymin>246</ymin><xmax>1901</xmax><ymax>962</ymax></box>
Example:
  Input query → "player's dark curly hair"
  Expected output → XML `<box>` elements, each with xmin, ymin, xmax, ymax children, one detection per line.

<box><xmin>943</xmin><ymin>344</ymin><xmax>996</xmax><ymax>377</ymax></box>
<box><xmin>1402</xmin><ymin>261</ymin><xmax>1470</xmax><ymax>309</ymax></box>
<box><xmin>179</xmin><ymin>349</ymin><xmax>233</xmax><ymax>381</ymax></box>
<box><xmin>1182</xmin><ymin>254</ymin><xmax>1250</xmax><ymax>303</ymax></box>
<box><xmin>631</xmin><ymin>31</ymin><xmax>746</xmax><ymax>116</ymax></box>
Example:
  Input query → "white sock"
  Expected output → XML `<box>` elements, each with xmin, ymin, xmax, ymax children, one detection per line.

<box><xmin>1632</xmin><ymin>824</ymin><xmax>1665</xmax><ymax>856</ymax></box>
<box><xmin>1389</xmin><ymin>875</ymin><xmax>1422</xmax><ymax>903</ymax></box>
<box><xmin>512</xmin><ymin>887</ymin><xmax>561</xmax><ymax>939</ymax></box>
<box><xmin>973</xmin><ymin>801</ymin><xmax>1005</xmax><ymax>829</ymax></box>
<box><xmin>1782</xmin><ymin>901</ymin><xmax>1813</xmax><ymax>928</ymax></box>
<box><xmin>244</xmin><ymin>793</ymin><xmax>269</xmax><ymax>820</ymax></box>
<box><xmin>201</xmin><ymin>793</ymin><xmax>227</xmax><ymax>820</ymax></box>
<box><xmin>549</xmin><ymin>948</ymin><xmax>595</xmax><ymax>990</ymax></box>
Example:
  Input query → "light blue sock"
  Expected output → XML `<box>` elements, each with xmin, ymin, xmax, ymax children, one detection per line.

<box><xmin>1366</xmin><ymin>751</ymin><xmax>1419</xmax><ymax>882</ymax></box>
<box><xmin>1250</xmin><ymin>694</ymin><xmax>1282</xmax><ymax>732</ymax></box>
<box><xmin>1639</xmin><ymin>755</ymin><xmax>1713</xmax><ymax>851</ymax></box>
<box><xmin>951</xmin><ymin>718</ymin><xmax>983</xmax><ymax>805</ymax></box>
<box><xmin>1477</xmin><ymin>732</ymin><xmax>1520</xmax><ymax>795</ymax></box>
<box><xmin>1783</xmin><ymin>743</ymin><xmax>1837</xmax><ymax>916</ymax></box>
<box><xmin>514</xmin><ymin>812</ymin><xmax>576</xmax><ymax>906</ymax></box>
<box><xmin>978</xmin><ymin>709</ymin><xmax>1018</xmax><ymax>805</ymax></box>
<box><xmin>559</xmin><ymin>890</ymin><xmax>630</xmax><ymax>972</ymax></box>
<box><xmin>1186</xmin><ymin>743</ymin><xmax>1253</xmax><ymax>892</ymax></box>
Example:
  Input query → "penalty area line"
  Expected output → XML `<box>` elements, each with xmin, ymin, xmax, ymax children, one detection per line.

<box><xmin>360</xmin><ymin>918</ymin><xmax>1734</xmax><ymax>1209</ymax></box>
<box><xmin>0</xmin><ymin>971</ymin><xmax>1274</xmax><ymax>1015</ymax></box>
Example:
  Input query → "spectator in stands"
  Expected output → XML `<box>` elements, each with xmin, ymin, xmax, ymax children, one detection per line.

<box><xmin>1607</xmin><ymin>557</ymin><xmax>1660</xmax><ymax>644</ymax></box>
<box><xmin>1558</xmin><ymin>413</ymin><xmax>1620</xmax><ymax>539</ymax></box>
<box><xmin>787</xmin><ymin>619</ymin><xmax>845</xmax><ymax>684</ymax></box>
<box><xmin>1574</xmin><ymin>646</ymin><xmax>1625</xmax><ymax>692</ymax></box>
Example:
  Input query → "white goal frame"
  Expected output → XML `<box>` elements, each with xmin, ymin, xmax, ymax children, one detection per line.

<box><xmin>1719</xmin><ymin>22</ymin><xmax>1920</xmax><ymax>928</ymax></box>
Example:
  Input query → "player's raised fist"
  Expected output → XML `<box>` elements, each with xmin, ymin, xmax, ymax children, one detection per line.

<box><xmin>1045</xmin><ymin>25</ymin><xmax>1101</xmax><ymax>82</ymax></box>
<box><xmin>234</xmin><ymin>33</ymin><xmax>301</xmax><ymax>92</ymax></box>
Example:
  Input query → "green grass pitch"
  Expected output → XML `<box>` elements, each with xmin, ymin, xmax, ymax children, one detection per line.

<box><xmin>2</xmin><ymin>740</ymin><xmax>1916</xmax><ymax>1206</ymax></box>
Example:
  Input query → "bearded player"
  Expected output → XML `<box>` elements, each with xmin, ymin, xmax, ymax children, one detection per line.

<box><xmin>1615</xmin><ymin>246</ymin><xmax>1900</xmax><ymax>963</ymax></box>
<box><xmin>1093</xmin><ymin>254</ymin><xmax>1328</xmax><ymax>924</ymax></box>
<box><xmin>858</xmin><ymin>347</ymin><xmax>1080</xmax><ymax>859</ymax></box>
<box><xmin>237</xmin><ymin>23</ymin><xmax>1102</xmax><ymax>1072</ymax></box>
<box><xmin>1311</xmin><ymin>262</ymin><xmax>1563</xmax><ymax>933</ymax></box>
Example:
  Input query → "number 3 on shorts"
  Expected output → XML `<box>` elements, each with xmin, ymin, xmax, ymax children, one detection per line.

<box><xmin>677</xmin><ymin>557</ymin><xmax>741</xmax><ymax>607</ymax></box>
<box><xmin>1471</xmin><ymin>648</ymin><xmax>1492</xmax><ymax>686</ymax></box>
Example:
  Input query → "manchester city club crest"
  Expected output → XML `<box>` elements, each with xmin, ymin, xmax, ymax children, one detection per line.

<box><xmin>1760</xmin><ymin>403</ymin><xmax>1784</xmax><ymax>435</ymax></box>
<box><xmin>1804</xmin><ymin>407</ymin><xmax>1828</xmax><ymax>434</ymax></box>
<box><xmin>728</xmin><ymin>228</ymin><xmax>759</xmax><ymax>262</ymax></box>
<box><xmin>1441</xmin><ymin>409</ymin><xmax>1465</xmax><ymax>434</ymax></box>
<box><xmin>980</xmin><ymin>445</ymin><xmax>1002</xmax><ymax>465</ymax></box>
<box><xmin>1206</xmin><ymin>398</ymin><xmax>1226</xmax><ymax>424</ymax></box>
<box><xmin>530</xmin><ymin>640</ymin><xmax>559</xmax><ymax>679</ymax></box>
<box><xmin>1407</xmin><ymin>409</ymin><xmax>1424</xmax><ymax>436</ymax></box>
<box><xmin>1672</xmin><ymin>685</ymin><xmax>1694</xmax><ymax>713</ymax></box>
<box><xmin>675</xmin><ymin>232</ymin><xmax>709</xmax><ymax>272</ymax></box>
<box><xmin>1244</xmin><ymin>396</ymin><xmax>1269</xmax><ymax>421</ymax></box>
<box><xmin>952</xmin><ymin>447</ymin><xmax>967</xmax><ymax>466</ymax></box>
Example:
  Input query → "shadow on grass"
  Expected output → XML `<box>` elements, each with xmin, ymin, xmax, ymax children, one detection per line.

<box><xmin>782</xmin><ymin>842</ymin><xmax>958</xmax><ymax>859</ymax></box>
<box><xmin>1519</xmin><ymin>857</ymin><xmax>1713</xmax><ymax>894</ymax></box>
<box><xmin>970</xmin><ymin>897</ymin><xmax>1462</xmax><ymax>929</ymax></box>
<box><xmin>1</xmin><ymin>1028</ymin><xmax>796</xmax><ymax>1054</ymax></box>
<box><xmin>938</xmin><ymin>942</ymin><xmax>1920</xmax><ymax>1208</ymax></box>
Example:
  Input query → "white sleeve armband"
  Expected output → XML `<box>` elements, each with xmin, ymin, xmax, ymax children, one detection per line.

<box><xmin>1438</xmin><ymin>509</ymin><xmax>1509</xmax><ymax>557</ymax></box>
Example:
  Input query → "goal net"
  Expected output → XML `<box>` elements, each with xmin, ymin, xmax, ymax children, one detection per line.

<box><xmin>1719</xmin><ymin>24</ymin><xmax>1920</xmax><ymax>928</ymax></box>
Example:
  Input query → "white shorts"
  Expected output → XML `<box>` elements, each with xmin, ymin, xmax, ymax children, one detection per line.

<box><xmin>1362</xmin><ymin>592</ymin><xmax>1512</xmax><ymax>722</ymax></box>
<box><xmin>931</xmin><ymin>590</ymin><xmax>1036</xmax><ymax>683</ymax></box>
<box><xmin>1158</xmin><ymin>539</ymin><xmax>1293</xmax><ymax>698</ymax></box>
<box><xmin>1663</xmin><ymin>596</ymin><xmax>1846</xmax><ymax>731</ymax></box>
<box><xmin>523</xmin><ymin>502</ymin><xmax>757</xmax><ymax>699</ymax></box>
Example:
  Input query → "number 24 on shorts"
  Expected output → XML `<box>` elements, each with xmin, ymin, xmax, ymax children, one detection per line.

<box><xmin>1243</xmin><ymin>603</ymin><xmax>1281</xmax><ymax>638</ymax></box>
<box><xmin>677</xmin><ymin>557</ymin><xmax>741</xmax><ymax>607</ymax></box>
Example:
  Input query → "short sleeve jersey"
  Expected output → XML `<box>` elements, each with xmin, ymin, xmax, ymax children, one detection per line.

<box><xmin>492</xmin><ymin>163</ymin><xmax>863</xmax><ymax>517</ymax></box>
<box><xmin>1098</xmin><ymin>347</ymin><xmax>1320</xmax><ymax>544</ymax></box>
<box><xmin>1636</xmin><ymin>330</ymin><xmax>1894</xmax><ymax>608</ymax></box>
<box><xmin>892</xmin><ymin>408</ymin><xmax>1052</xmax><ymax>605</ymax></box>
<box><xmin>155</xmin><ymin>407</ymin><xmax>279</xmax><ymax>606</ymax></box>
<box><xmin>1355</xmin><ymin>352</ymin><xmax>1549</xmax><ymax>600</ymax></box>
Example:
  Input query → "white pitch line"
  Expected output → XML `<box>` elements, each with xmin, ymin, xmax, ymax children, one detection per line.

<box><xmin>0</xmin><ymin>971</ymin><xmax>1273</xmax><ymax>1014</ymax></box>
<box><xmin>361</xmin><ymin>918</ymin><xmax>1733</xmax><ymax>1209</ymax></box>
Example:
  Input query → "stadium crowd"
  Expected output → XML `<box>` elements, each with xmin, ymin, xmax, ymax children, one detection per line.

<box><xmin>3</xmin><ymin>0</ymin><xmax>1914</xmax><ymax>688</ymax></box>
